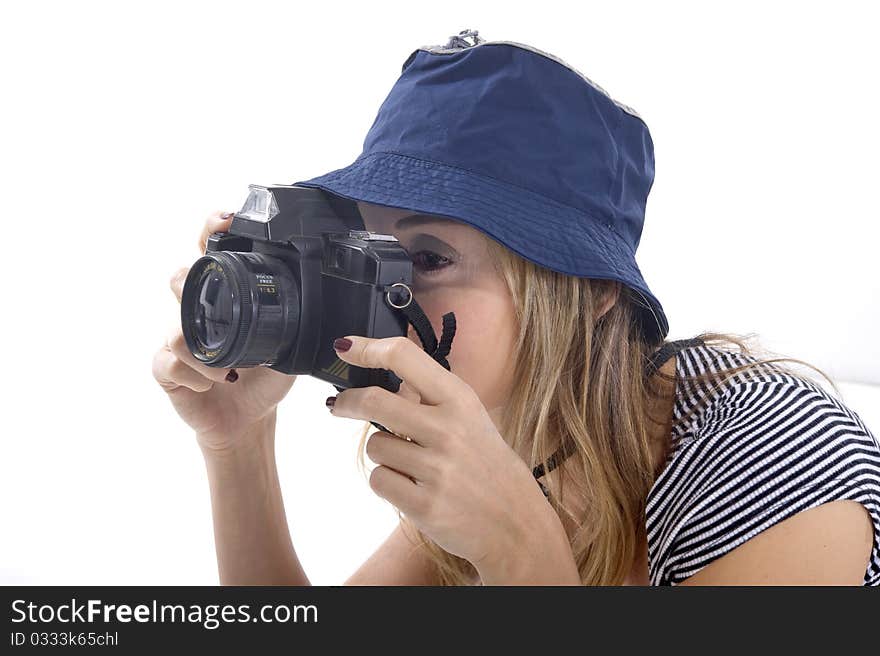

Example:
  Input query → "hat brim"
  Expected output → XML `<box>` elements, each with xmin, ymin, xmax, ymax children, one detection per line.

<box><xmin>294</xmin><ymin>151</ymin><xmax>669</xmax><ymax>342</ymax></box>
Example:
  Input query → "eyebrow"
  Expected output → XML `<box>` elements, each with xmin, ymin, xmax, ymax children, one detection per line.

<box><xmin>394</xmin><ymin>213</ymin><xmax>455</xmax><ymax>229</ymax></box>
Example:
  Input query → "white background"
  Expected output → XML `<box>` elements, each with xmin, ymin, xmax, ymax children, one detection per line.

<box><xmin>1</xmin><ymin>1</ymin><xmax>877</xmax><ymax>584</ymax></box>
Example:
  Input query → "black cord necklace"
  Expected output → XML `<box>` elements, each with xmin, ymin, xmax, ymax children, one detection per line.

<box><xmin>532</xmin><ymin>337</ymin><xmax>706</xmax><ymax>499</ymax></box>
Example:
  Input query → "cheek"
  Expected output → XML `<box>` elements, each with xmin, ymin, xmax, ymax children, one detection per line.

<box><xmin>410</xmin><ymin>286</ymin><xmax>516</xmax><ymax>411</ymax></box>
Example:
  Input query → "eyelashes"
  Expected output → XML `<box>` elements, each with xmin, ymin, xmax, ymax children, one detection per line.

<box><xmin>410</xmin><ymin>250</ymin><xmax>453</xmax><ymax>276</ymax></box>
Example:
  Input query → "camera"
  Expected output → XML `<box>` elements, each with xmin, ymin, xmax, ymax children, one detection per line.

<box><xmin>180</xmin><ymin>183</ymin><xmax>454</xmax><ymax>394</ymax></box>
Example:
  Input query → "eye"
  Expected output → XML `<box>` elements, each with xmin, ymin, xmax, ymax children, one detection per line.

<box><xmin>411</xmin><ymin>250</ymin><xmax>453</xmax><ymax>275</ymax></box>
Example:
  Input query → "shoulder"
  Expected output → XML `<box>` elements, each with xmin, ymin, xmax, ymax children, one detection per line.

<box><xmin>648</xmin><ymin>369</ymin><xmax>880</xmax><ymax>586</ymax></box>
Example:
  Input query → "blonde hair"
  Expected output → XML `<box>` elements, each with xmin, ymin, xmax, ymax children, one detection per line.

<box><xmin>354</xmin><ymin>234</ymin><xmax>839</xmax><ymax>585</ymax></box>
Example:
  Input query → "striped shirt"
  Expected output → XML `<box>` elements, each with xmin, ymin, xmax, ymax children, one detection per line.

<box><xmin>646</xmin><ymin>342</ymin><xmax>880</xmax><ymax>585</ymax></box>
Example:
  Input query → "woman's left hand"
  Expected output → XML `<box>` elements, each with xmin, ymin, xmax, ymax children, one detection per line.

<box><xmin>326</xmin><ymin>334</ymin><xmax>571</xmax><ymax>580</ymax></box>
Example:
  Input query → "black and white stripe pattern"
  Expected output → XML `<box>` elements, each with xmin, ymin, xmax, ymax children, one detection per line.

<box><xmin>646</xmin><ymin>344</ymin><xmax>880</xmax><ymax>585</ymax></box>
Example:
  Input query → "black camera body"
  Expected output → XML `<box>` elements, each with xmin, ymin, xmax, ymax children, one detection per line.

<box><xmin>180</xmin><ymin>183</ymin><xmax>417</xmax><ymax>393</ymax></box>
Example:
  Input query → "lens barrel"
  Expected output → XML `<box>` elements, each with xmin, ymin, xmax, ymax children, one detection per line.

<box><xmin>181</xmin><ymin>251</ymin><xmax>299</xmax><ymax>368</ymax></box>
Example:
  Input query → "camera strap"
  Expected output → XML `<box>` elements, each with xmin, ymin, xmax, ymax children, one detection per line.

<box><xmin>376</xmin><ymin>281</ymin><xmax>457</xmax><ymax>373</ymax></box>
<box><xmin>394</xmin><ymin>302</ymin><xmax>457</xmax><ymax>373</ymax></box>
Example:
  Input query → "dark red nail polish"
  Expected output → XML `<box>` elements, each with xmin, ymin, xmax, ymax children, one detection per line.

<box><xmin>333</xmin><ymin>337</ymin><xmax>352</xmax><ymax>352</ymax></box>
<box><xmin>325</xmin><ymin>395</ymin><xmax>336</xmax><ymax>408</ymax></box>
<box><xmin>225</xmin><ymin>369</ymin><xmax>239</xmax><ymax>383</ymax></box>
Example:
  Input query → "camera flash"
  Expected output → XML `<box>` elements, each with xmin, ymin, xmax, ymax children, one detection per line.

<box><xmin>237</xmin><ymin>185</ymin><xmax>280</xmax><ymax>223</ymax></box>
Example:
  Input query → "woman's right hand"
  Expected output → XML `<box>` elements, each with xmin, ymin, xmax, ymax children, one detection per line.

<box><xmin>152</xmin><ymin>210</ymin><xmax>297</xmax><ymax>452</ymax></box>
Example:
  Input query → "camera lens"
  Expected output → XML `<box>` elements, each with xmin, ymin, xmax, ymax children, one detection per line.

<box><xmin>194</xmin><ymin>270</ymin><xmax>233</xmax><ymax>350</ymax></box>
<box><xmin>180</xmin><ymin>251</ymin><xmax>300</xmax><ymax>368</ymax></box>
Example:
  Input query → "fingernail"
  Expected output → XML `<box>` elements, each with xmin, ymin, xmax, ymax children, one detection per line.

<box><xmin>220</xmin><ymin>212</ymin><xmax>234</xmax><ymax>219</ymax></box>
<box><xmin>325</xmin><ymin>395</ymin><xmax>336</xmax><ymax>408</ymax></box>
<box><xmin>333</xmin><ymin>337</ymin><xmax>352</xmax><ymax>353</ymax></box>
<box><xmin>225</xmin><ymin>369</ymin><xmax>239</xmax><ymax>383</ymax></box>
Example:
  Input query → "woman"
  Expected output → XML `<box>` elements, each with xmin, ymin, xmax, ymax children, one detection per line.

<box><xmin>153</xmin><ymin>30</ymin><xmax>880</xmax><ymax>585</ymax></box>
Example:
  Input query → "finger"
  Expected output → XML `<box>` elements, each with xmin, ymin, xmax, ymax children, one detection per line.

<box><xmin>152</xmin><ymin>345</ymin><xmax>215</xmax><ymax>393</ymax></box>
<box><xmin>165</xmin><ymin>325</ymin><xmax>236</xmax><ymax>384</ymax></box>
<box><xmin>197</xmin><ymin>210</ymin><xmax>235</xmax><ymax>254</ymax></box>
<box><xmin>169</xmin><ymin>266</ymin><xmax>189</xmax><ymax>303</ymax></box>
<box><xmin>369</xmin><ymin>465</ymin><xmax>430</xmax><ymax>516</ymax></box>
<box><xmin>334</xmin><ymin>335</ymin><xmax>462</xmax><ymax>406</ymax></box>
<box><xmin>395</xmin><ymin>331</ymin><xmax>423</xmax><ymax>404</ymax></box>
<box><xmin>396</xmin><ymin>379</ymin><xmax>421</xmax><ymax>404</ymax></box>
<box><xmin>365</xmin><ymin>431</ymin><xmax>435</xmax><ymax>483</ymax></box>
<box><xmin>331</xmin><ymin>384</ymin><xmax>442</xmax><ymax>447</ymax></box>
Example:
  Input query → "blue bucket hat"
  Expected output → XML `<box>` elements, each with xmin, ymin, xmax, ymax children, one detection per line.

<box><xmin>293</xmin><ymin>29</ymin><xmax>669</xmax><ymax>343</ymax></box>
